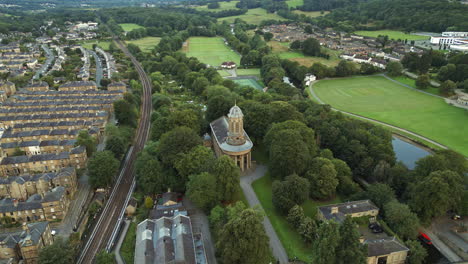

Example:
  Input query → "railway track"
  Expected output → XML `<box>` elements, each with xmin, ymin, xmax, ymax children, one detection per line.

<box><xmin>76</xmin><ymin>38</ymin><xmax>152</xmax><ymax>264</ymax></box>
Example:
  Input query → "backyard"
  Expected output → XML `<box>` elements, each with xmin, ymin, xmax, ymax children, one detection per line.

<box><xmin>354</xmin><ymin>30</ymin><xmax>429</xmax><ymax>41</ymax></box>
<box><xmin>126</xmin><ymin>37</ymin><xmax>161</xmax><ymax>52</ymax></box>
<box><xmin>119</xmin><ymin>23</ymin><xmax>144</xmax><ymax>32</ymax></box>
<box><xmin>183</xmin><ymin>37</ymin><xmax>240</xmax><ymax>66</ymax></box>
<box><xmin>218</xmin><ymin>8</ymin><xmax>287</xmax><ymax>25</ymax></box>
<box><xmin>252</xmin><ymin>171</ymin><xmax>342</xmax><ymax>262</ymax></box>
<box><xmin>312</xmin><ymin>75</ymin><xmax>468</xmax><ymax>156</ymax></box>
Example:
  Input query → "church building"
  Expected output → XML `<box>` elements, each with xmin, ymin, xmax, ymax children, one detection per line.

<box><xmin>209</xmin><ymin>104</ymin><xmax>253</xmax><ymax>171</ymax></box>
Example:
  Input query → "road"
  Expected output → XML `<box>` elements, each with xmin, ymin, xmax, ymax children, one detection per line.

<box><xmin>89</xmin><ymin>50</ymin><xmax>103</xmax><ymax>87</ymax></box>
<box><xmin>76</xmin><ymin>38</ymin><xmax>152</xmax><ymax>263</ymax></box>
<box><xmin>240</xmin><ymin>165</ymin><xmax>289</xmax><ymax>264</ymax></box>
<box><xmin>307</xmin><ymin>80</ymin><xmax>449</xmax><ymax>150</ymax></box>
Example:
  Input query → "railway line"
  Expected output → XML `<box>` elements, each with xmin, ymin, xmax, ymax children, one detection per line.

<box><xmin>76</xmin><ymin>38</ymin><xmax>152</xmax><ymax>264</ymax></box>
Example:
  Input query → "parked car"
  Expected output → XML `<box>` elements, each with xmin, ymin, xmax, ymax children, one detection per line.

<box><xmin>452</xmin><ymin>214</ymin><xmax>461</xmax><ymax>220</ymax></box>
<box><xmin>418</xmin><ymin>232</ymin><xmax>432</xmax><ymax>245</ymax></box>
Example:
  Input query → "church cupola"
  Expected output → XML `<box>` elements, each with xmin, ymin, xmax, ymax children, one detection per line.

<box><xmin>227</xmin><ymin>104</ymin><xmax>246</xmax><ymax>146</ymax></box>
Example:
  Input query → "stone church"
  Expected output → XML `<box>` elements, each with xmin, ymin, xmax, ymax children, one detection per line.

<box><xmin>209</xmin><ymin>104</ymin><xmax>253</xmax><ymax>171</ymax></box>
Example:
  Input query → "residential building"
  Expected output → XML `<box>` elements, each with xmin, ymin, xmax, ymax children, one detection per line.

<box><xmin>135</xmin><ymin>214</ymin><xmax>207</xmax><ymax>264</ymax></box>
<box><xmin>107</xmin><ymin>82</ymin><xmax>127</xmax><ymax>92</ymax></box>
<box><xmin>150</xmin><ymin>191</ymin><xmax>185</xmax><ymax>219</ymax></box>
<box><xmin>0</xmin><ymin>82</ymin><xmax>15</xmax><ymax>97</ymax></box>
<box><xmin>0</xmin><ymin>146</ymin><xmax>87</xmax><ymax>177</ymax></box>
<box><xmin>0</xmin><ymin>139</ymin><xmax>77</xmax><ymax>157</ymax></box>
<box><xmin>0</xmin><ymin>222</ymin><xmax>54</xmax><ymax>264</ymax></box>
<box><xmin>58</xmin><ymin>81</ymin><xmax>97</xmax><ymax>91</ymax></box>
<box><xmin>24</xmin><ymin>82</ymin><xmax>49</xmax><ymax>92</ymax></box>
<box><xmin>365</xmin><ymin>238</ymin><xmax>409</xmax><ymax>264</ymax></box>
<box><xmin>317</xmin><ymin>200</ymin><xmax>379</xmax><ymax>223</ymax></box>
<box><xmin>210</xmin><ymin>104</ymin><xmax>253</xmax><ymax>171</ymax></box>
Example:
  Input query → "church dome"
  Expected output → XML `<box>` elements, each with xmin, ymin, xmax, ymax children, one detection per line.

<box><xmin>228</xmin><ymin>104</ymin><xmax>243</xmax><ymax>118</ymax></box>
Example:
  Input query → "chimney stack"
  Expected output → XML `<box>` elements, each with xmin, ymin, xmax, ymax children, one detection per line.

<box><xmin>331</xmin><ymin>206</ymin><xmax>338</xmax><ymax>214</ymax></box>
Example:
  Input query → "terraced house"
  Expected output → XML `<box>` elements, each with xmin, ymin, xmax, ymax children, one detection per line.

<box><xmin>0</xmin><ymin>222</ymin><xmax>54</xmax><ymax>264</ymax></box>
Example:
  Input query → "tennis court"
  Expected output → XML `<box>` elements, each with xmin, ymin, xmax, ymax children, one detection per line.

<box><xmin>233</xmin><ymin>78</ymin><xmax>263</xmax><ymax>90</ymax></box>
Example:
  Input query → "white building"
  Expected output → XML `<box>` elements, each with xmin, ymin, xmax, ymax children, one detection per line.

<box><xmin>442</xmin><ymin>32</ymin><xmax>468</xmax><ymax>37</ymax></box>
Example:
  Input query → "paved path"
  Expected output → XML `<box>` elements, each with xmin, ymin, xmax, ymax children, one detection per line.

<box><xmin>384</xmin><ymin>73</ymin><xmax>443</xmax><ymax>99</ymax></box>
<box><xmin>114</xmin><ymin>220</ymin><xmax>131</xmax><ymax>264</ymax></box>
<box><xmin>307</xmin><ymin>80</ymin><xmax>449</xmax><ymax>150</ymax></box>
<box><xmin>240</xmin><ymin>165</ymin><xmax>289</xmax><ymax>264</ymax></box>
<box><xmin>403</xmin><ymin>70</ymin><xmax>440</xmax><ymax>87</ymax></box>
<box><xmin>422</xmin><ymin>228</ymin><xmax>463</xmax><ymax>263</ymax></box>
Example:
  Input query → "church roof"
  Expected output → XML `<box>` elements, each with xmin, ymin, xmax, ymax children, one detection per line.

<box><xmin>228</xmin><ymin>105</ymin><xmax>243</xmax><ymax>118</ymax></box>
<box><xmin>210</xmin><ymin>116</ymin><xmax>252</xmax><ymax>153</ymax></box>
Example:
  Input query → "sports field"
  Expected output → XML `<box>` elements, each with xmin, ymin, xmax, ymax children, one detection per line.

<box><xmin>354</xmin><ymin>30</ymin><xmax>429</xmax><ymax>41</ymax></box>
<box><xmin>312</xmin><ymin>76</ymin><xmax>468</xmax><ymax>156</ymax></box>
<box><xmin>126</xmin><ymin>37</ymin><xmax>161</xmax><ymax>52</ymax></box>
<box><xmin>218</xmin><ymin>8</ymin><xmax>287</xmax><ymax>25</ymax></box>
<box><xmin>286</xmin><ymin>0</ymin><xmax>303</xmax><ymax>8</ymax></box>
<box><xmin>119</xmin><ymin>23</ymin><xmax>144</xmax><ymax>32</ymax></box>
<box><xmin>183</xmin><ymin>37</ymin><xmax>240</xmax><ymax>66</ymax></box>
<box><xmin>233</xmin><ymin>78</ymin><xmax>263</xmax><ymax>90</ymax></box>
<box><xmin>236</xmin><ymin>68</ymin><xmax>261</xmax><ymax>77</ymax></box>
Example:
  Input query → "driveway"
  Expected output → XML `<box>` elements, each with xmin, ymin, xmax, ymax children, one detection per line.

<box><xmin>240</xmin><ymin>165</ymin><xmax>289</xmax><ymax>264</ymax></box>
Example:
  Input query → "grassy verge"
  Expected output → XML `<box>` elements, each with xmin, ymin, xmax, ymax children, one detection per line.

<box><xmin>392</xmin><ymin>75</ymin><xmax>441</xmax><ymax>96</ymax></box>
<box><xmin>120</xmin><ymin>222</ymin><xmax>137</xmax><ymax>264</ymax></box>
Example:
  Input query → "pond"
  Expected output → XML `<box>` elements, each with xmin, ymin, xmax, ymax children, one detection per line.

<box><xmin>392</xmin><ymin>136</ymin><xmax>431</xmax><ymax>170</ymax></box>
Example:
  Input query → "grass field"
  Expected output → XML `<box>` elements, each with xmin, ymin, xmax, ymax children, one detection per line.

<box><xmin>218</xmin><ymin>8</ymin><xmax>287</xmax><ymax>25</ymax></box>
<box><xmin>392</xmin><ymin>75</ymin><xmax>441</xmax><ymax>96</ymax></box>
<box><xmin>193</xmin><ymin>1</ymin><xmax>240</xmax><ymax>11</ymax></box>
<box><xmin>119</xmin><ymin>23</ymin><xmax>144</xmax><ymax>32</ymax></box>
<box><xmin>252</xmin><ymin>171</ymin><xmax>342</xmax><ymax>262</ymax></box>
<box><xmin>126</xmin><ymin>37</ymin><xmax>161</xmax><ymax>52</ymax></box>
<box><xmin>354</xmin><ymin>30</ymin><xmax>429</xmax><ymax>41</ymax></box>
<box><xmin>236</xmin><ymin>68</ymin><xmax>261</xmax><ymax>77</ymax></box>
<box><xmin>269</xmin><ymin>41</ymin><xmax>341</xmax><ymax>67</ymax></box>
<box><xmin>292</xmin><ymin>10</ymin><xmax>329</xmax><ymax>17</ymax></box>
<box><xmin>313</xmin><ymin>76</ymin><xmax>468</xmax><ymax>156</ymax></box>
<box><xmin>183</xmin><ymin>37</ymin><xmax>240</xmax><ymax>66</ymax></box>
<box><xmin>80</xmin><ymin>40</ymin><xmax>112</xmax><ymax>51</ymax></box>
<box><xmin>233</xmin><ymin>78</ymin><xmax>263</xmax><ymax>90</ymax></box>
<box><xmin>286</xmin><ymin>0</ymin><xmax>304</xmax><ymax>8</ymax></box>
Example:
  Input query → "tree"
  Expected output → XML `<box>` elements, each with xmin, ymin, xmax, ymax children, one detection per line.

<box><xmin>88</xmin><ymin>151</ymin><xmax>120</xmax><ymax>188</ymax></box>
<box><xmin>336</xmin><ymin>217</ymin><xmax>367</xmax><ymax>264</ymax></box>
<box><xmin>384</xmin><ymin>201</ymin><xmax>420</xmax><ymax>240</ymax></box>
<box><xmin>191</xmin><ymin>76</ymin><xmax>210</xmax><ymax>95</ymax></box>
<box><xmin>157</xmin><ymin>126</ymin><xmax>202</xmax><ymax>166</ymax></box>
<box><xmin>304</xmin><ymin>25</ymin><xmax>313</xmax><ymax>34</ymax></box>
<box><xmin>302</xmin><ymin>37</ymin><xmax>321</xmax><ymax>56</ymax></box>
<box><xmin>406</xmin><ymin>240</ymin><xmax>428</xmax><ymax>264</ymax></box>
<box><xmin>105</xmin><ymin>136</ymin><xmax>126</xmax><ymax>159</ymax></box>
<box><xmin>415</xmin><ymin>74</ymin><xmax>430</xmax><ymax>90</ymax></box>
<box><xmin>212</xmin><ymin>156</ymin><xmax>240</xmax><ymax>201</ymax></box>
<box><xmin>364</xmin><ymin>183</ymin><xmax>396</xmax><ymax>209</ymax></box>
<box><xmin>217</xmin><ymin>208</ymin><xmax>270</xmax><ymax>264</ymax></box>
<box><xmin>263</xmin><ymin>32</ymin><xmax>273</xmax><ymax>42</ymax></box>
<box><xmin>439</xmin><ymin>80</ymin><xmax>456</xmax><ymax>95</ymax></box>
<box><xmin>386</xmin><ymin>61</ymin><xmax>403</xmax><ymax>77</ymax></box>
<box><xmin>186</xmin><ymin>172</ymin><xmax>219</xmax><ymax>212</ymax></box>
<box><xmin>332</xmin><ymin>158</ymin><xmax>360</xmax><ymax>197</ymax></box>
<box><xmin>38</xmin><ymin>237</ymin><xmax>75</xmax><ymax>264</ymax></box>
<box><xmin>312</xmin><ymin>221</ymin><xmax>340</xmax><ymax>264</ymax></box>
<box><xmin>305</xmin><ymin>158</ymin><xmax>339</xmax><ymax>200</ymax></box>
<box><xmin>114</xmin><ymin>99</ymin><xmax>138</xmax><ymax>127</ymax></box>
<box><xmin>376</xmin><ymin>35</ymin><xmax>389</xmax><ymax>48</ymax></box>
<box><xmin>410</xmin><ymin>170</ymin><xmax>463</xmax><ymax>222</ymax></box>
<box><xmin>287</xmin><ymin>205</ymin><xmax>305</xmax><ymax>226</ymax></box>
<box><xmin>100</xmin><ymin>78</ymin><xmax>111</xmax><ymax>88</ymax></box>
<box><xmin>12</xmin><ymin>147</ymin><xmax>25</xmax><ymax>156</ymax></box>
<box><xmin>95</xmin><ymin>250</ymin><xmax>115</xmax><ymax>264</ymax></box>
<box><xmin>175</xmin><ymin>145</ymin><xmax>215</xmax><ymax>180</ymax></box>
<box><xmin>272</xmin><ymin>174</ymin><xmax>310</xmax><ymax>214</ymax></box>
<box><xmin>207</xmin><ymin>2</ymin><xmax>220</xmax><ymax>9</ymax></box>
<box><xmin>135</xmin><ymin>151</ymin><xmax>165</xmax><ymax>194</ymax></box>
<box><xmin>290</xmin><ymin>40</ymin><xmax>302</xmax><ymax>50</ymax></box>
<box><xmin>335</xmin><ymin>60</ymin><xmax>358</xmax><ymax>77</ymax></box>
<box><xmin>144</xmin><ymin>196</ymin><xmax>153</xmax><ymax>209</ymax></box>
<box><xmin>298</xmin><ymin>216</ymin><xmax>317</xmax><ymax>243</ymax></box>
<box><xmin>75</xmin><ymin>130</ymin><xmax>96</xmax><ymax>157</ymax></box>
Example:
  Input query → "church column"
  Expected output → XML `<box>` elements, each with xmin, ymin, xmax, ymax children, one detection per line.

<box><xmin>240</xmin><ymin>155</ymin><xmax>244</xmax><ymax>171</ymax></box>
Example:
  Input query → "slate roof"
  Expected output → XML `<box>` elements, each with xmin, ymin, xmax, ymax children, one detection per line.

<box><xmin>0</xmin><ymin>111</ymin><xmax>108</xmax><ymax>122</ymax></box>
<box><xmin>59</xmin><ymin>81</ymin><xmax>97</xmax><ymax>88</ymax></box>
<box><xmin>0</xmin><ymin>222</ymin><xmax>49</xmax><ymax>248</ymax></box>
<box><xmin>318</xmin><ymin>200</ymin><xmax>379</xmax><ymax>223</ymax></box>
<box><xmin>41</xmin><ymin>186</ymin><xmax>65</xmax><ymax>203</ymax></box>
<box><xmin>365</xmin><ymin>238</ymin><xmax>409</xmax><ymax>257</ymax></box>
<box><xmin>135</xmin><ymin>215</ymin><xmax>199</xmax><ymax>264</ymax></box>
<box><xmin>210</xmin><ymin>116</ymin><xmax>253</xmax><ymax>153</ymax></box>
<box><xmin>0</xmin><ymin>146</ymin><xmax>83</xmax><ymax>165</ymax></box>
<box><xmin>0</xmin><ymin>128</ymin><xmax>81</xmax><ymax>139</ymax></box>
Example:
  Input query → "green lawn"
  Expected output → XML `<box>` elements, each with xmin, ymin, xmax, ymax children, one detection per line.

<box><xmin>126</xmin><ymin>37</ymin><xmax>161</xmax><ymax>52</ymax></box>
<box><xmin>269</xmin><ymin>41</ymin><xmax>342</xmax><ymax>67</ymax></box>
<box><xmin>292</xmin><ymin>10</ymin><xmax>329</xmax><ymax>17</ymax></box>
<box><xmin>233</xmin><ymin>78</ymin><xmax>263</xmax><ymax>90</ymax></box>
<box><xmin>119</xmin><ymin>23</ymin><xmax>144</xmax><ymax>32</ymax></box>
<box><xmin>312</xmin><ymin>76</ymin><xmax>468</xmax><ymax>156</ymax></box>
<box><xmin>120</xmin><ymin>222</ymin><xmax>136</xmax><ymax>264</ymax></box>
<box><xmin>286</xmin><ymin>0</ymin><xmax>304</xmax><ymax>8</ymax></box>
<box><xmin>218</xmin><ymin>8</ymin><xmax>287</xmax><ymax>25</ymax></box>
<box><xmin>392</xmin><ymin>75</ymin><xmax>441</xmax><ymax>96</ymax></box>
<box><xmin>354</xmin><ymin>30</ymin><xmax>429</xmax><ymax>41</ymax></box>
<box><xmin>80</xmin><ymin>40</ymin><xmax>112</xmax><ymax>51</ymax></box>
<box><xmin>193</xmin><ymin>1</ymin><xmax>240</xmax><ymax>11</ymax></box>
<box><xmin>236</xmin><ymin>68</ymin><xmax>261</xmax><ymax>77</ymax></box>
<box><xmin>183</xmin><ymin>37</ymin><xmax>240</xmax><ymax>66</ymax></box>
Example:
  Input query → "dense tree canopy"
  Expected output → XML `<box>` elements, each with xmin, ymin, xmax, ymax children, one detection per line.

<box><xmin>88</xmin><ymin>151</ymin><xmax>120</xmax><ymax>188</ymax></box>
